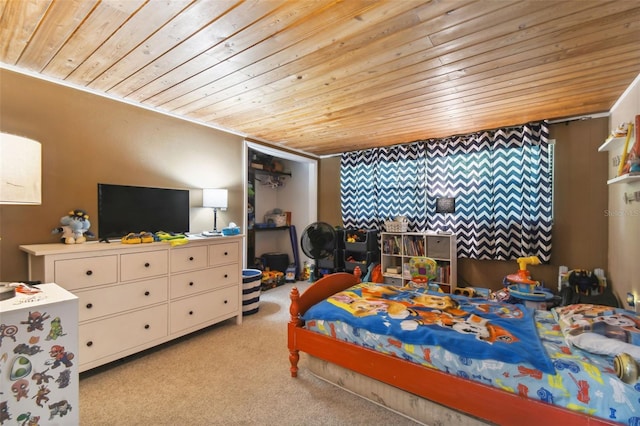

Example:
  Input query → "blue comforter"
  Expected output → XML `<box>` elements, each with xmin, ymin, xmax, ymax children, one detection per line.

<box><xmin>303</xmin><ymin>283</ymin><xmax>555</xmax><ymax>374</ymax></box>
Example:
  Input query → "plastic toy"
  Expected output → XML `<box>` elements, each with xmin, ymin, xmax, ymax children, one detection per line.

<box><xmin>503</xmin><ymin>256</ymin><xmax>541</xmax><ymax>290</ymax></box>
<box><xmin>121</xmin><ymin>232</ymin><xmax>155</xmax><ymax>244</ymax></box>
<box><xmin>52</xmin><ymin>209</ymin><xmax>94</xmax><ymax>244</ymax></box>
<box><xmin>155</xmin><ymin>231</ymin><xmax>188</xmax><ymax>246</ymax></box>
<box><xmin>502</xmin><ymin>256</ymin><xmax>554</xmax><ymax>307</ymax></box>
<box><xmin>558</xmin><ymin>267</ymin><xmax>606</xmax><ymax>295</ymax></box>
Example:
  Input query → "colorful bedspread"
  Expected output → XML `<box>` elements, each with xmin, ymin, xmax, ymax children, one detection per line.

<box><xmin>303</xmin><ymin>282</ymin><xmax>554</xmax><ymax>373</ymax></box>
<box><xmin>303</xmin><ymin>283</ymin><xmax>640</xmax><ymax>425</ymax></box>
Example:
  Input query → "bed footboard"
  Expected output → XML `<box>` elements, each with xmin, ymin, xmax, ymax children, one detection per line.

<box><xmin>288</xmin><ymin>272</ymin><xmax>360</xmax><ymax>377</ymax></box>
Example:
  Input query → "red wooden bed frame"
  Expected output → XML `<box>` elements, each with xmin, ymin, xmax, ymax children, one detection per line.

<box><xmin>288</xmin><ymin>272</ymin><xmax>619</xmax><ymax>426</ymax></box>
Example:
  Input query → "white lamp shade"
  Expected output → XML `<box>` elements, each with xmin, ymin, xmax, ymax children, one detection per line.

<box><xmin>202</xmin><ymin>188</ymin><xmax>228</xmax><ymax>209</ymax></box>
<box><xmin>0</xmin><ymin>133</ymin><xmax>42</xmax><ymax>205</ymax></box>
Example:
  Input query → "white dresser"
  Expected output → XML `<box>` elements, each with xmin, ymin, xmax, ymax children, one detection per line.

<box><xmin>20</xmin><ymin>235</ymin><xmax>243</xmax><ymax>372</ymax></box>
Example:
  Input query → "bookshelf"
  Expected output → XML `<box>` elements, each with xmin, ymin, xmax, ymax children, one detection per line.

<box><xmin>380</xmin><ymin>231</ymin><xmax>457</xmax><ymax>292</ymax></box>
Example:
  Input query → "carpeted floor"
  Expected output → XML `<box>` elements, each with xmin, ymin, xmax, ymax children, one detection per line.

<box><xmin>79</xmin><ymin>282</ymin><xmax>421</xmax><ymax>425</ymax></box>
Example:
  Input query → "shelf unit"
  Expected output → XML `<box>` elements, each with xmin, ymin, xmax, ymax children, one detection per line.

<box><xmin>247</xmin><ymin>149</ymin><xmax>292</xmax><ymax>267</ymax></box>
<box><xmin>599</xmin><ymin>122</ymin><xmax>639</xmax><ymax>184</ymax></box>
<box><xmin>342</xmin><ymin>229</ymin><xmax>379</xmax><ymax>274</ymax></box>
<box><xmin>380</xmin><ymin>231</ymin><xmax>457</xmax><ymax>292</ymax></box>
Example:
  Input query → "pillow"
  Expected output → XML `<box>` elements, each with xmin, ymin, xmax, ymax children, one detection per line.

<box><xmin>552</xmin><ymin>304</ymin><xmax>640</xmax><ymax>358</ymax></box>
<box><xmin>567</xmin><ymin>332</ymin><xmax>640</xmax><ymax>363</ymax></box>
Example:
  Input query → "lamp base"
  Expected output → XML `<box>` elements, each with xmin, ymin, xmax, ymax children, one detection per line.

<box><xmin>202</xmin><ymin>230</ymin><xmax>222</xmax><ymax>237</ymax></box>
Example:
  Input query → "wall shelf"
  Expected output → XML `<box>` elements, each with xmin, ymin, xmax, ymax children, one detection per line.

<box><xmin>252</xmin><ymin>225</ymin><xmax>290</xmax><ymax>231</ymax></box>
<box><xmin>250</xmin><ymin>167</ymin><xmax>291</xmax><ymax>177</ymax></box>
<box><xmin>598</xmin><ymin>136</ymin><xmax>628</xmax><ymax>152</ymax></box>
<box><xmin>607</xmin><ymin>173</ymin><xmax>640</xmax><ymax>185</ymax></box>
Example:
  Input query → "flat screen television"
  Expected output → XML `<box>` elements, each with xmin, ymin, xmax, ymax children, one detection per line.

<box><xmin>97</xmin><ymin>183</ymin><xmax>190</xmax><ymax>239</ymax></box>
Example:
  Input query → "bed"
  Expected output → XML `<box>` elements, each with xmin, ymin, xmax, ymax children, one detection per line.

<box><xmin>288</xmin><ymin>272</ymin><xmax>640</xmax><ymax>425</ymax></box>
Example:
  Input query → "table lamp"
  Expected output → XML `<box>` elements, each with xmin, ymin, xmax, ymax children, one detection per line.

<box><xmin>202</xmin><ymin>188</ymin><xmax>228</xmax><ymax>234</ymax></box>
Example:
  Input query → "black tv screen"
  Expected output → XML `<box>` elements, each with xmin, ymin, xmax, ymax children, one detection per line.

<box><xmin>98</xmin><ymin>183</ymin><xmax>190</xmax><ymax>239</ymax></box>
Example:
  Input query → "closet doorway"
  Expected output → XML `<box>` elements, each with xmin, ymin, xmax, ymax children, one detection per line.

<box><xmin>244</xmin><ymin>141</ymin><xmax>318</xmax><ymax>272</ymax></box>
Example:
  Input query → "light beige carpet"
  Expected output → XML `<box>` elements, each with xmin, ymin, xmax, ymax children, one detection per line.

<box><xmin>79</xmin><ymin>282</ymin><xmax>421</xmax><ymax>425</ymax></box>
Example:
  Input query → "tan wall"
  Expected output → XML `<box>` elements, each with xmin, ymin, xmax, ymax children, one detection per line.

<box><xmin>318</xmin><ymin>119</ymin><xmax>610</xmax><ymax>293</ymax></box>
<box><xmin>608</xmin><ymin>76</ymin><xmax>640</xmax><ymax>309</ymax></box>
<box><xmin>0</xmin><ymin>69</ymin><xmax>245</xmax><ymax>281</ymax></box>
<box><xmin>318</xmin><ymin>156</ymin><xmax>342</xmax><ymax>226</ymax></box>
<box><xmin>1</xmin><ymin>66</ymin><xmax>619</xmax><ymax>300</ymax></box>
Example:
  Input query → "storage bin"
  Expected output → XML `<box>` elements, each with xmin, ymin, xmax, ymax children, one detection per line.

<box><xmin>385</xmin><ymin>220</ymin><xmax>408</xmax><ymax>232</ymax></box>
<box><xmin>261</xmin><ymin>252</ymin><xmax>289</xmax><ymax>273</ymax></box>
<box><xmin>343</xmin><ymin>229</ymin><xmax>379</xmax><ymax>252</ymax></box>
<box><xmin>343</xmin><ymin>251</ymin><xmax>378</xmax><ymax>273</ymax></box>
<box><xmin>317</xmin><ymin>255</ymin><xmax>335</xmax><ymax>271</ymax></box>
<box><xmin>426</xmin><ymin>236</ymin><xmax>449</xmax><ymax>259</ymax></box>
<box><xmin>264</xmin><ymin>213</ymin><xmax>287</xmax><ymax>227</ymax></box>
<box><xmin>242</xmin><ymin>269</ymin><xmax>262</xmax><ymax>315</ymax></box>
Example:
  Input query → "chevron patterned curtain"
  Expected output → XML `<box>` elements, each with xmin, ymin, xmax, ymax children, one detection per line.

<box><xmin>341</xmin><ymin>142</ymin><xmax>427</xmax><ymax>231</ymax></box>
<box><xmin>341</xmin><ymin>122</ymin><xmax>552</xmax><ymax>262</ymax></box>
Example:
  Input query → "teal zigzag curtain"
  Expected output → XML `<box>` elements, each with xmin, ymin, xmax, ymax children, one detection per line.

<box><xmin>340</xmin><ymin>122</ymin><xmax>552</xmax><ymax>261</ymax></box>
<box><xmin>341</xmin><ymin>142</ymin><xmax>427</xmax><ymax>231</ymax></box>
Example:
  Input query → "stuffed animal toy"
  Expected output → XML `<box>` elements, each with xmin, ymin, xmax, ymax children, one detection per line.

<box><xmin>52</xmin><ymin>209</ymin><xmax>94</xmax><ymax>244</ymax></box>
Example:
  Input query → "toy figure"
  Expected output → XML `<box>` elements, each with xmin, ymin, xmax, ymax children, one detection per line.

<box><xmin>47</xmin><ymin>345</ymin><xmax>74</xmax><ymax>369</ymax></box>
<box><xmin>52</xmin><ymin>209</ymin><xmax>94</xmax><ymax>244</ymax></box>
<box><xmin>11</xmin><ymin>379</ymin><xmax>29</xmax><ymax>401</ymax></box>
<box><xmin>46</xmin><ymin>317</ymin><xmax>66</xmax><ymax>340</ymax></box>
<box><xmin>48</xmin><ymin>400</ymin><xmax>72</xmax><ymax>421</ymax></box>
<box><xmin>21</xmin><ymin>311</ymin><xmax>50</xmax><ymax>333</ymax></box>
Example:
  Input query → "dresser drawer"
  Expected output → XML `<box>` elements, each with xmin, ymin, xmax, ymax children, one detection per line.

<box><xmin>170</xmin><ymin>269</ymin><xmax>214</xmax><ymax>299</ymax></box>
<box><xmin>170</xmin><ymin>265</ymin><xmax>238</xmax><ymax>299</ymax></box>
<box><xmin>121</xmin><ymin>250</ymin><xmax>168</xmax><ymax>281</ymax></box>
<box><xmin>54</xmin><ymin>255</ymin><xmax>118</xmax><ymax>291</ymax></box>
<box><xmin>79</xmin><ymin>304</ymin><xmax>168</xmax><ymax>366</ymax></box>
<box><xmin>171</xmin><ymin>245</ymin><xmax>208</xmax><ymax>272</ymax></box>
<box><xmin>209</xmin><ymin>241</ymin><xmax>239</xmax><ymax>266</ymax></box>
<box><xmin>211</xmin><ymin>264</ymin><xmax>239</xmax><ymax>287</ymax></box>
<box><xmin>77</xmin><ymin>277</ymin><xmax>168</xmax><ymax>322</ymax></box>
<box><xmin>169</xmin><ymin>286</ymin><xmax>238</xmax><ymax>334</ymax></box>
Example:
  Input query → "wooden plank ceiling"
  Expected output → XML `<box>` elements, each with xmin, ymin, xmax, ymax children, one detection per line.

<box><xmin>1</xmin><ymin>0</ymin><xmax>640</xmax><ymax>156</ymax></box>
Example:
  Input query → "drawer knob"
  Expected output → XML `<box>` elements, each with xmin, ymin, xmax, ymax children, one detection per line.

<box><xmin>224</xmin><ymin>251</ymin><xmax>228</xmax><ymax>256</ymax></box>
<box><xmin>224</xmin><ymin>274</ymin><xmax>228</xmax><ymax>278</ymax></box>
<box><xmin>86</xmin><ymin>270</ymin><xmax>93</xmax><ymax>276</ymax></box>
<box><xmin>144</xmin><ymin>324</ymin><xmax>150</xmax><ymax>329</ymax></box>
<box><xmin>144</xmin><ymin>262</ymin><xmax>150</xmax><ymax>268</ymax></box>
<box><xmin>189</xmin><ymin>256</ymin><xmax>194</xmax><ymax>261</ymax></box>
<box><xmin>144</xmin><ymin>291</ymin><xmax>150</xmax><ymax>296</ymax></box>
<box><xmin>86</xmin><ymin>303</ymin><xmax>93</xmax><ymax>309</ymax></box>
<box><xmin>86</xmin><ymin>341</ymin><xmax>93</xmax><ymax>347</ymax></box>
<box><xmin>224</xmin><ymin>300</ymin><xmax>228</xmax><ymax>304</ymax></box>
<box><xmin>189</xmin><ymin>282</ymin><xmax>194</xmax><ymax>286</ymax></box>
<box><xmin>189</xmin><ymin>310</ymin><xmax>194</xmax><ymax>315</ymax></box>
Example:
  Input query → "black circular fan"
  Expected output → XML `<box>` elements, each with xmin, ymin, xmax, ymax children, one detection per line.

<box><xmin>300</xmin><ymin>222</ymin><xmax>336</xmax><ymax>276</ymax></box>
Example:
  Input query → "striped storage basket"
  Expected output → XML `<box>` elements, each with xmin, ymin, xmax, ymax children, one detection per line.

<box><xmin>242</xmin><ymin>269</ymin><xmax>262</xmax><ymax>315</ymax></box>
